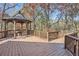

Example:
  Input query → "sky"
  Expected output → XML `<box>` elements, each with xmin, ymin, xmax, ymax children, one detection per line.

<box><xmin>0</xmin><ymin>3</ymin><xmax>23</xmax><ymax>16</ymax></box>
<box><xmin>5</xmin><ymin>3</ymin><xmax>23</xmax><ymax>16</ymax></box>
<box><xmin>49</xmin><ymin>9</ymin><xmax>61</xmax><ymax>20</ymax></box>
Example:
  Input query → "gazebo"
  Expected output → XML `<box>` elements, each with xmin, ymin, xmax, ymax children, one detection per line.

<box><xmin>1</xmin><ymin>17</ymin><xmax>32</xmax><ymax>38</ymax></box>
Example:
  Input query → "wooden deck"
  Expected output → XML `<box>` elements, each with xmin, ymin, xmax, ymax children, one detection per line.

<box><xmin>0</xmin><ymin>36</ymin><xmax>72</xmax><ymax>56</ymax></box>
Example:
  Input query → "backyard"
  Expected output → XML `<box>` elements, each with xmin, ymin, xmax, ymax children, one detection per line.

<box><xmin>0</xmin><ymin>3</ymin><xmax>79</xmax><ymax>56</ymax></box>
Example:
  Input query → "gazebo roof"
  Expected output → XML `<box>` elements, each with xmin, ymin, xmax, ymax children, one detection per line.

<box><xmin>2</xmin><ymin>17</ymin><xmax>32</xmax><ymax>23</ymax></box>
<box><xmin>2</xmin><ymin>14</ymin><xmax>32</xmax><ymax>23</ymax></box>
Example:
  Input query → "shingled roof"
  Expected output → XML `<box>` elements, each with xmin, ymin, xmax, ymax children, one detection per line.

<box><xmin>2</xmin><ymin>14</ymin><xmax>32</xmax><ymax>23</ymax></box>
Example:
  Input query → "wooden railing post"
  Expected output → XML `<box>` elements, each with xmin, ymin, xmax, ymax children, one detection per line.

<box><xmin>76</xmin><ymin>40</ymin><xmax>79</xmax><ymax>56</ymax></box>
<box><xmin>64</xmin><ymin>35</ymin><xmax>66</xmax><ymax>49</ymax></box>
<box><xmin>47</xmin><ymin>32</ymin><xmax>49</xmax><ymax>41</ymax></box>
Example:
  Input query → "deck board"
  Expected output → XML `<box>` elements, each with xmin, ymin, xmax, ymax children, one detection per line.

<box><xmin>0</xmin><ymin>36</ymin><xmax>72</xmax><ymax>56</ymax></box>
<box><xmin>0</xmin><ymin>41</ymin><xmax>72</xmax><ymax>56</ymax></box>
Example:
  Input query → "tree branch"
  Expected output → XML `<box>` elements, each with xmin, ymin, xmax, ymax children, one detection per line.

<box><xmin>5</xmin><ymin>4</ymin><xmax>18</xmax><ymax>11</ymax></box>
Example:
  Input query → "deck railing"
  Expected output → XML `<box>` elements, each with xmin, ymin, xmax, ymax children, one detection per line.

<box><xmin>34</xmin><ymin>31</ymin><xmax>47</xmax><ymax>39</ymax></box>
<box><xmin>0</xmin><ymin>31</ymin><xmax>6</xmax><ymax>38</ymax></box>
<box><xmin>0</xmin><ymin>29</ymin><xmax>27</xmax><ymax>38</ymax></box>
<box><xmin>48</xmin><ymin>31</ymin><xmax>59</xmax><ymax>41</ymax></box>
<box><xmin>65</xmin><ymin>33</ymin><xmax>79</xmax><ymax>56</ymax></box>
<box><xmin>0</xmin><ymin>29</ymin><xmax>59</xmax><ymax>41</ymax></box>
<box><xmin>27</xmin><ymin>30</ymin><xmax>34</xmax><ymax>35</ymax></box>
<box><xmin>34</xmin><ymin>31</ymin><xmax>59</xmax><ymax>41</ymax></box>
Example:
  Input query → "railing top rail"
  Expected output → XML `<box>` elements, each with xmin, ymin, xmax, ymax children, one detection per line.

<box><xmin>65</xmin><ymin>35</ymin><xmax>79</xmax><ymax>41</ymax></box>
<box><xmin>0</xmin><ymin>29</ymin><xmax>27</xmax><ymax>33</ymax></box>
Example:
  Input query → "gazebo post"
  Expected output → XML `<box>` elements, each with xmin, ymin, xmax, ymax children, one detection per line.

<box><xmin>21</xmin><ymin>23</ymin><xmax>23</xmax><ymax>36</ymax></box>
<box><xmin>0</xmin><ymin>20</ymin><xmax>3</xmax><ymax>38</ymax></box>
<box><xmin>26</xmin><ymin>22</ymin><xmax>27</xmax><ymax>35</ymax></box>
<box><xmin>26</xmin><ymin>22</ymin><xmax>28</xmax><ymax>35</ymax></box>
<box><xmin>30</xmin><ymin>22</ymin><xmax>31</xmax><ymax>30</ymax></box>
<box><xmin>29</xmin><ymin>22</ymin><xmax>31</xmax><ymax>35</ymax></box>
<box><xmin>4</xmin><ymin>20</ymin><xmax>8</xmax><ymax>38</ymax></box>
<box><xmin>0</xmin><ymin>20</ymin><xmax>3</xmax><ymax>33</ymax></box>
<box><xmin>13</xmin><ymin>20</ymin><xmax>16</xmax><ymax>39</ymax></box>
